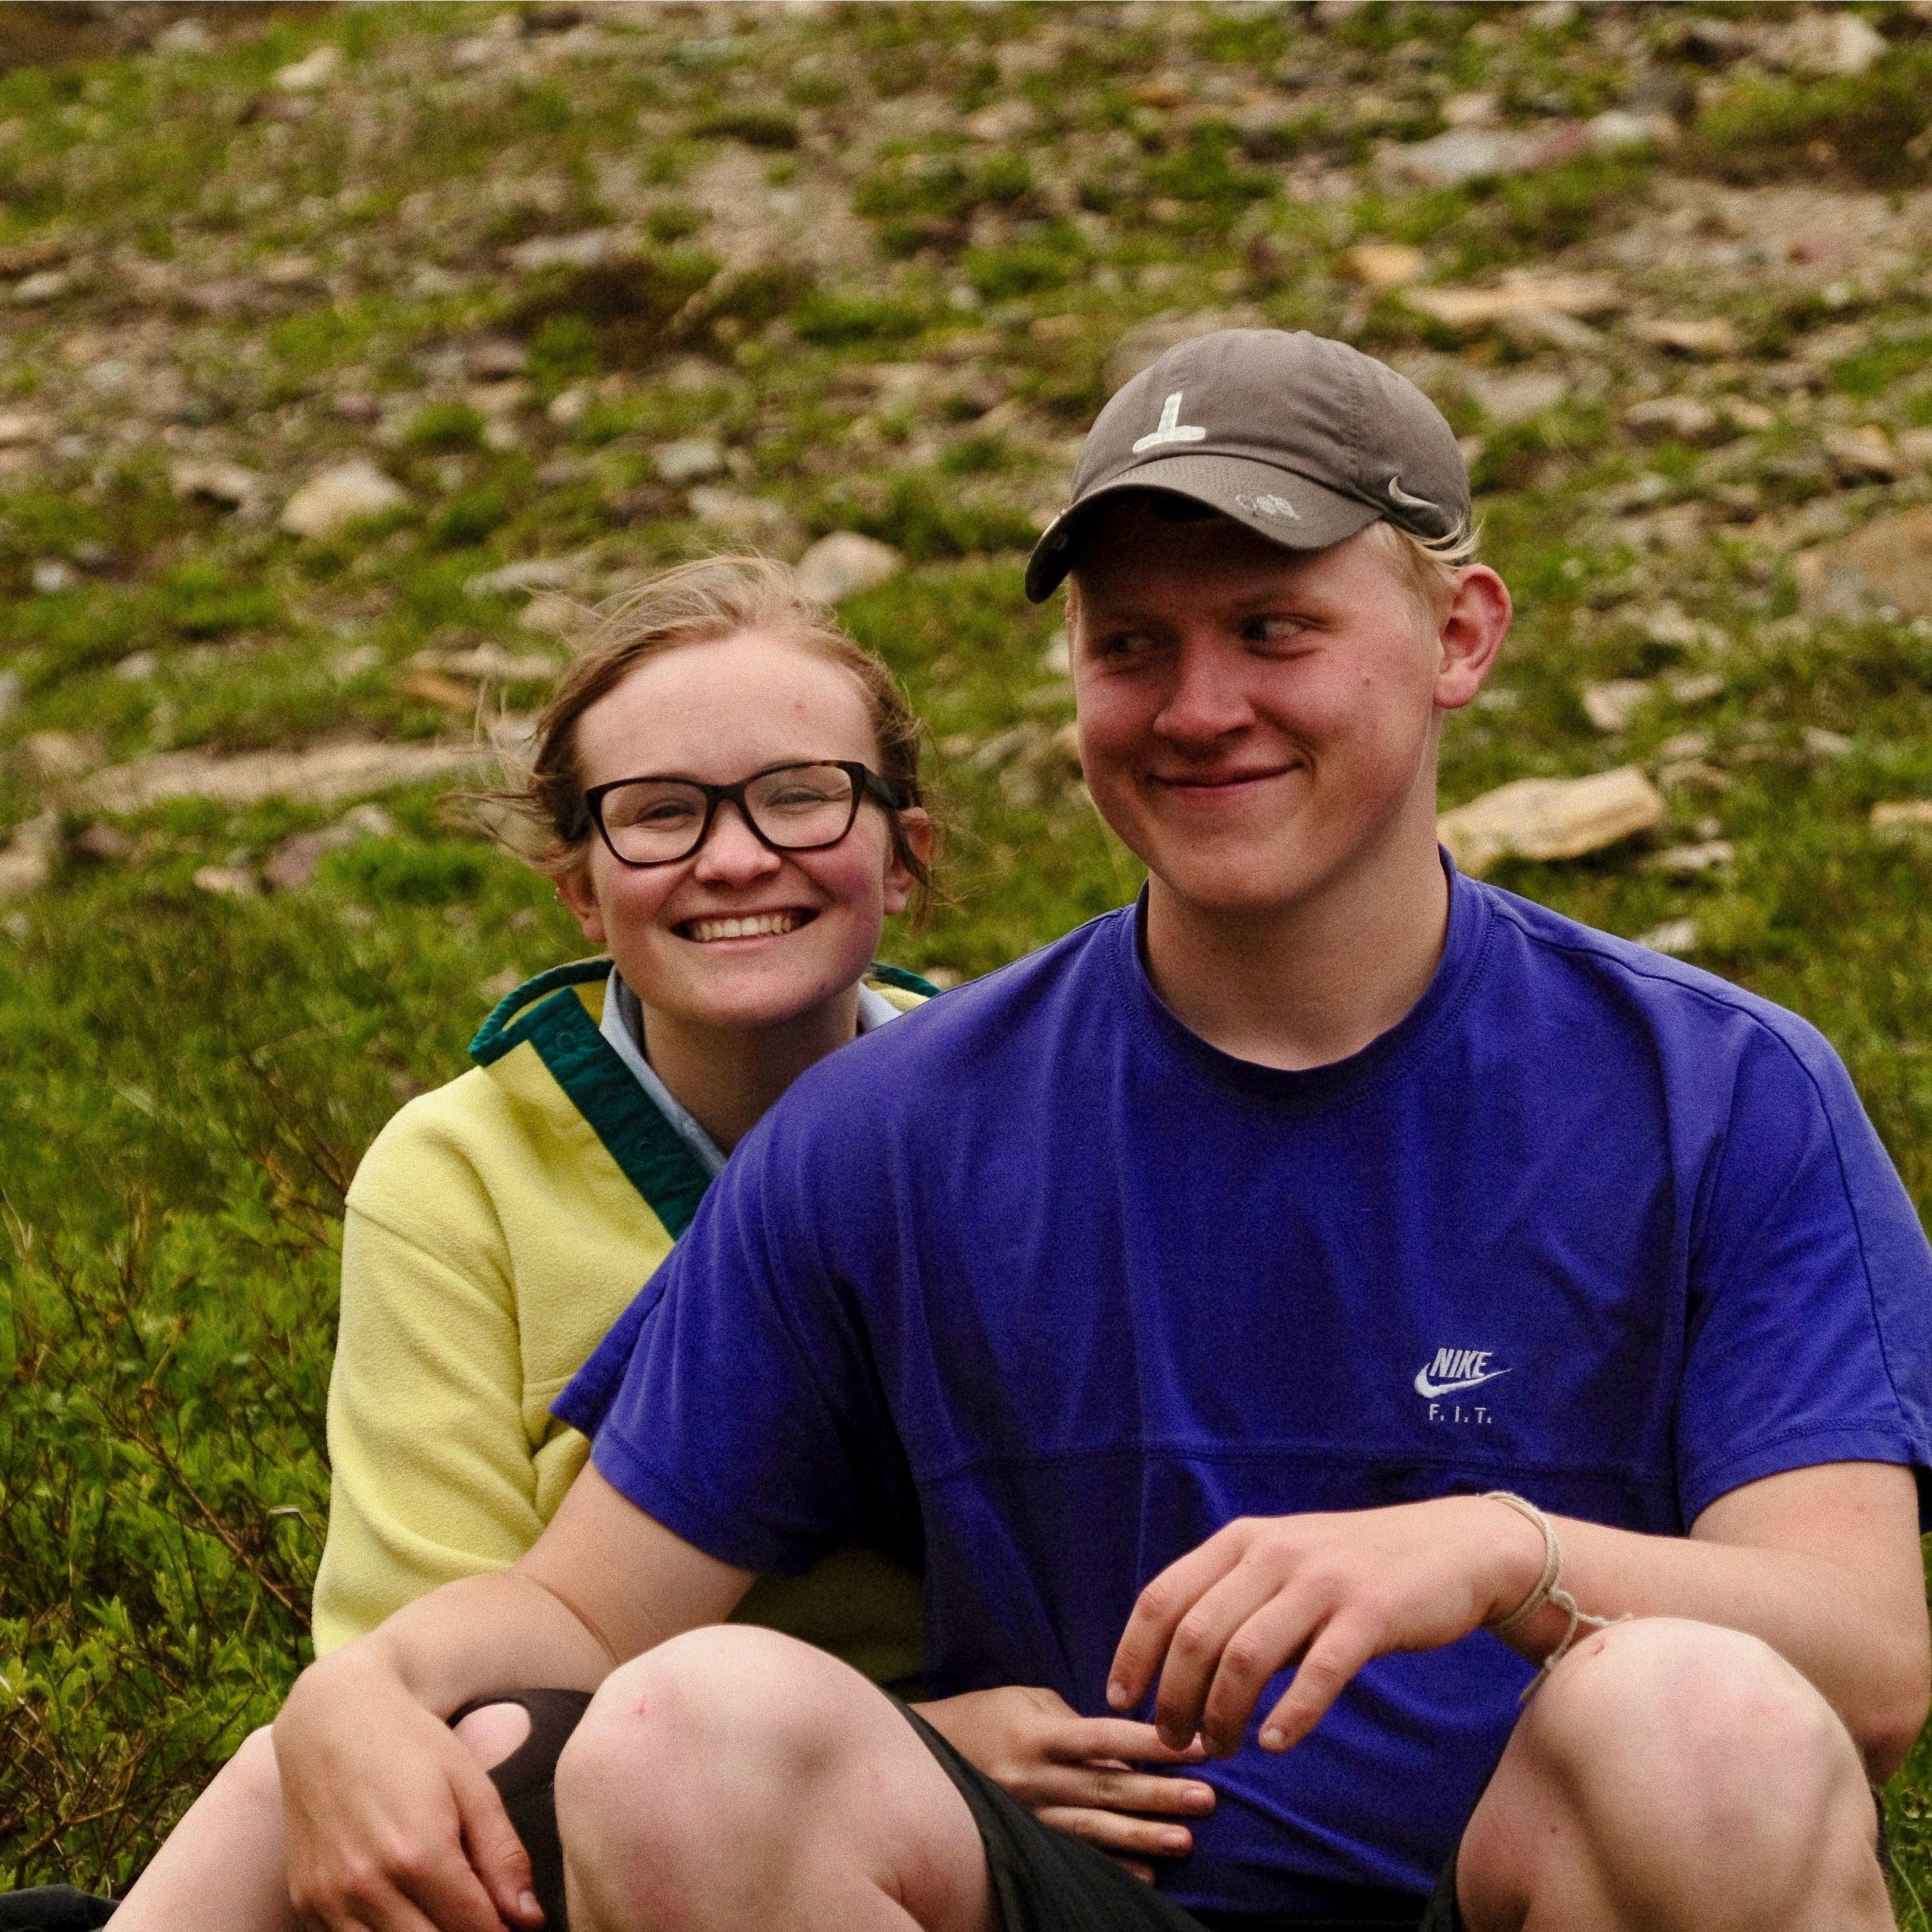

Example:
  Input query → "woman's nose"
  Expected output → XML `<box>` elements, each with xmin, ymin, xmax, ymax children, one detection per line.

<box><xmin>689</xmin><ymin>801</ymin><xmax>782</xmax><ymax>880</ymax></box>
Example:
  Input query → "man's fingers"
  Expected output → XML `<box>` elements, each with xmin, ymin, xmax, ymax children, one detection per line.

<box><xmin>1034</xmin><ymin>1804</ymin><xmax>1197</xmax><ymax>1862</ymax></box>
<box><xmin>1198</xmin><ymin>1591</ymin><xmax>1330</xmax><ymax>1757</ymax></box>
<box><xmin>1106</xmin><ymin>1530</ymin><xmax>1250</xmax><ymax>1712</ymax></box>
<box><xmin>1255</xmin><ymin>1615</ymin><xmax>1383</xmax><ymax>1754</ymax></box>
<box><xmin>1149</xmin><ymin>1566</ymin><xmax>1280</xmax><ymax>1751</ymax></box>
<box><xmin>453</xmin><ymin>1754</ymin><xmax>543</xmax><ymax>1927</ymax></box>
<box><xmin>1031</xmin><ymin>1763</ymin><xmax>1218</xmax><ymax>1817</ymax></box>
<box><xmin>1047</xmin><ymin>1715</ymin><xmax>1209</xmax><ymax>1765</ymax></box>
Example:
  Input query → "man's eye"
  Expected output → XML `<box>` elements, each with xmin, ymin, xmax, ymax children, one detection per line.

<box><xmin>1245</xmin><ymin>615</ymin><xmax>1308</xmax><ymax>647</ymax></box>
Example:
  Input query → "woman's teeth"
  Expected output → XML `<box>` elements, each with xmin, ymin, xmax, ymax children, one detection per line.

<box><xmin>686</xmin><ymin>911</ymin><xmax>804</xmax><ymax>943</ymax></box>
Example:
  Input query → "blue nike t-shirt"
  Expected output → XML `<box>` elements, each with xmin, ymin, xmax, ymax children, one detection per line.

<box><xmin>559</xmin><ymin>863</ymin><xmax>1932</xmax><ymax>1914</ymax></box>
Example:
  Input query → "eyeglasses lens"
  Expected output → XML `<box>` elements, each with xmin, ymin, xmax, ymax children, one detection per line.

<box><xmin>600</xmin><ymin>764</ymin><xmax>858</xmax><ymax>863</ymax></box>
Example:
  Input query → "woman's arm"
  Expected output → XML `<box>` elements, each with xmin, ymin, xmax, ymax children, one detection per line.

<box><xmin>312</xmin><ymin>1200</ymin><xmax>550</xmax><ymax>1651</ymax></box>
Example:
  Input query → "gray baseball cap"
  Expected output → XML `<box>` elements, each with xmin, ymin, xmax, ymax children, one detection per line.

<box><xmin>1024</xmin><ymin>328</ymin><xmax>1470</xmax><ymax>602</ymax></box>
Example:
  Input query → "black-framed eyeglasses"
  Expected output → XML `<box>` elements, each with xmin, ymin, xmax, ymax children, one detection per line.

<box><xmin>583</xmin><ymin>760</ymin><xmax>904</xmax><ymax>869</ymax></box>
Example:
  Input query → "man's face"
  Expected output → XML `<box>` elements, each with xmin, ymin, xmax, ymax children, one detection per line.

<box><xmin>1070</xmin><ymin>499</ymin><xmax>1470</xmax><ymax>920</ymax></box>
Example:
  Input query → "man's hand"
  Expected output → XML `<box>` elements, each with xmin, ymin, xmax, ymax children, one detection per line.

<box><xmin>915</xmin><ymin>1684</ymin><xmax>1215</xmax><ymax>1883</ymax></box>
<box><xmin>1107</xmin><ymin>1499</ymin><xmax>1543</xmax><ymax>1759</ymax></box>
<box><xmin>276</xmin><ymin>1650</ymin><xmax>544</xmax><ymax>1932</ymax></box>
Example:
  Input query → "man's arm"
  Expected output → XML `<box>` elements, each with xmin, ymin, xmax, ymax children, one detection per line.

<box><xmin>276</xmin><ymin>1466</ymin><xmax>753</xmax><ymax>1932</ymax></box>
<box><xmin>1108</xmin><ymin>1460</ymin><xmax>1928</xmax><ymax>1781</ymax></box>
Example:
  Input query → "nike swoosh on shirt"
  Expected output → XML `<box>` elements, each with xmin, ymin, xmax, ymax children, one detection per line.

<box><xmin>1412</xmin><ymin>1366</ymin><xmax>1512</xmax><ymax>1399</ymax></box>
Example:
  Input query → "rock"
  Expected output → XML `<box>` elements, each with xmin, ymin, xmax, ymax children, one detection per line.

<box><xmin>1334</xmin><ymin>243</ymin><xmax>1425</xmax><ymax>290</ymax></box>
<box><xmin>400</xmin><ymin>668</ymin><xmax>476</xmax><ymax>713</ymax></box>
<box><xmin>960</xmin><ymin>99</ymin><xmax>1036</xmax><ymax>143</ymax></box>
<box><xmin>1621</xmin><ymin>396</ymin><xmax>1723</xmax><ymax>447</ymax></box>
<box><xmin>1377</xmin><ymin>122</ymin><xmax>1590</xmax><ymax>191</ymax></box>
<box><xmin>1872</xmin><ymin>801</ymin><xmax>1932</xmax><ymax>833</ymax></box>
<box><xmin>1802</xmin><ymin>725</ymin><xmax>1855</xmax><ymax>759</ymax></box>
<box><xmin>1586</xmin><ymin>109</ymin><xmax>1673</xmax><ymax>153</ymax></box>
<box><xmin>0</xmin><ymin>670</ymin><xmax>19</xmax><ymax>727</ymax></box>
<box><xmin>1793</xmin><ymin>507</ymin><xmax>1932</xmax><ymax>621</ymax></box>
<box><xmin>686</xmin><ymin>488</ymin><xmax>792</xmax><ymax>541</ymax></box>
<box><xmin>1463</xmin><ymin>368</ymin><xmax>1566</xmax><ymax>427</ymax></box>
<box><xmin>192</xmin><ymin>865</ymin><xmax>259</xmax><ymax>898</ymax></box>
<box><xmin>280</xmin><ymin>460</ymin><xmax>410</xmax><ymax>540</ymax></box>
<box><xmin>1717</xmin><ymin>396</ymin><xmax>1776</xmax><ymax>436</ymax></box>
<box><xmin>31</xmin><ymin>560</ymin><xmax>72</xmax><ymax>595</ymax></box>
<box><xmin>1896</xmin><ymin>427</ymin><xmax>1932</xmax><ymax>470</ymax></box>
<box><xmin>0</xmin><ymin>236</ymin><xmax>70</xmax><ymax>278</ymax></box>
<box><xmin>464</xmin><ymin>558</ymin><xmax>583</xmax><ymax>599</ymax></box>
<box><xmin>0</xmin><ymin>813</ymin><xmax>56</xmax><ymax>901</ymax></box>
<box><xmin>83</xmin><ymin>735</ymin><xmax>520</xmax><ymax>813</ymax></box>
<box><xmin>1401</xmin><ymin>275</ymin><xmax>1622</xmax><ymax>335</ymax></box>
<box><xmin>1102</xmin><ymin>307</ymin><xmax>1265</xmax><ymax>394</ymax></box>
<box><xmin>69</xmin><ymin>822</ymin><xmax>133</xmax><ymax>863</ymax></box>
<box><xmin>1636</xmin><ymin>917</ymin><xmax>1699</xmax><ymax>957</ymax></box>
<box><xmin>14</xmin><ymin>270</ymin><xmax>71</xmax><ymax>306</ymax></box>
<box><xmin>1666</xmin><ymin>670</ymin><xmax>1727</xmax><ymax>708</ymax></box>
<box><xmin>14</xmin><ymin>729</ymin><xmax>96</xmax><ymax>786</ymax></box>
<box><xmin>1630</xmin><ymin>317</ymin><xmax>1736</xmax><ymax>359</ymax></box>
<box><xmin>504</xmin><ymin>228</ymin><xmax>624</xmax><ymax>271</ymax></box>
<box><xmin>154</xmin><ymin>18</ymin><xmax>211</xmax><ymax>52</ymax></box>
<box><xmin>793</xmin><ymin>531</ymin><xmax>904</xmax><ymax>605</ymax></box>
<box><xmin>416</xmin><ymin>643</ymin><xmax>560</xmax><ymax>682</ymax></box>
<box><xmin>466</xmin><ymin>339</ymin><xmax>527</xmax><ymax>380</ymax></box>
<box><xmin>1774</xmin><ymin>9</ymin><xmax>1886</xmax><ymax>77</ymax></box>
<box><xmin>1581</xmin><ymin>679</ymin><xmax>1653</xmax><ymax>733</ymax></box>
<box><xmin>1645</xmin><ymin>838</ymin><xmax>1734</xmax><ymax>875</ymax></box>
<box><xmin>0</xmin><ymin>410</ymin><xmax>50</xmax><ymax>446</ymax></box>
<box><xmin>1821</xmin><ymin>424</ymin><xmax>1901</xmax><ymax>485</ymax></box>
<box><xmin>169</xmin><ymin>458</ymin><xmax>263</xmax><ymax>509</ymax></box>
<box><xmin>114</xmin><ymin>650</ymin><xmax>159</xmax><ymax>680</ymax></box>
<box><xmin>652</xmin><ymin>437</ymin><xmax>727</xmax><ymax>486</ymax></box>
<box><xmin>273</xmin><ymin>43</ymin><xmax>342</xmax><ymax>91</ymax></box>
<box><xmin>262</xmin><ymin>802</ymin><xmax>395</xmax><ymax>892</ymax></box>
<box><xmin>1437</xmin><ymin>766</ymin><xmax>1666</xmax><ymax>878</ymax></box>
<box><xmin>1501</xmin><ymin>308</ymin><xmax>1605</xmax><ymax>354</ymax></box>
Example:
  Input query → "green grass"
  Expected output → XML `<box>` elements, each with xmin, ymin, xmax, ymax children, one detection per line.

<box><xmin>2</xmin><ymin>0</ymin><xmax>1932</xmax><ymax>1913</ymax></box>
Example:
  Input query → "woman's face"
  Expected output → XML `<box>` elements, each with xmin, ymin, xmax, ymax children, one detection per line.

<box><xmin>555</xmin><ymin>630</ymin><xmax>927</xmax><ymax>1035</ymax></box>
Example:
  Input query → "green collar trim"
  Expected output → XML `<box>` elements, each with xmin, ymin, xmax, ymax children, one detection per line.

<box><xmin>867</xmin><ymin>961</ymin><xmax>943</xmax><ymax>999</ymax></box>
<box><xmin>469</xmin><ymin>959</ymin><xmax>711</xmax><ymax>1238</ymax></box>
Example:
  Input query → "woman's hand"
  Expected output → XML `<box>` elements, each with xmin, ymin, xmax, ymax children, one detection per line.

<box><xmin>275</xmin><ymin>1649</ymin><xmax>544</xmax><ymax>1932</ymax></box>
<box><xmin>914</xmin><ymin>1683</ymin><xmax>1215</xmax><ymax>1883</ymax></box>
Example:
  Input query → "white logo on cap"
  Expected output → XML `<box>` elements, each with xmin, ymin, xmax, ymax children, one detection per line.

<box><xmin>1133</xmin><ymin>391</ymin><xmax>1208</xmax><ymax>453</ymax></box>
<box><xmin>1386</xmin><ymin>473</ymin><xmax>1434</xmax><ymax>512</ymax></box>
<box><xmin>1234</xmin><ymin>492</ymin><xmax>1299</xmax><ymax>519</ymax></box>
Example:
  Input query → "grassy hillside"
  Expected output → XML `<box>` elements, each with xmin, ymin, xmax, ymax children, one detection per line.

<box><xmin>4</xmin><ymin>0</ymin><xmax>1932</xmax><ymax>1907</ymax></box>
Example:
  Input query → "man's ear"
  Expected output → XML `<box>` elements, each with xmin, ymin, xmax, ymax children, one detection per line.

<box><xmin>882</xmin><ymin>808</ymin><xmax>933</xmax><ymax>918</ymax></box>
<box><xmin>1434</xmin><ymin>565</ymin><xmax>1511</xmax><ymax>712</ymax></box>
<box><xmin>553</xmin><ymin>860</ymin><xmax>607</xmax><ymax>946</ymax></box>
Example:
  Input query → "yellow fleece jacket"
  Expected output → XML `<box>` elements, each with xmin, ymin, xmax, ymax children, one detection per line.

<box><xmin>312</xmin><ymin>959</ymin><xmax>932</xmax><ymax>1682</ymax></box>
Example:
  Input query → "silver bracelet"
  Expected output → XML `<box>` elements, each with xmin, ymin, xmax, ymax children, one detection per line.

<box><xmin>1481</xmin><ymin>1491</ymin><xmax>1620</xmax><ymax>1700</ymax></box>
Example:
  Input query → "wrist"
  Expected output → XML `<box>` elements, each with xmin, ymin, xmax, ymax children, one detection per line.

<box><xmin>1475</xmin><ymin>1492</ymin><xmax>1552</xmax><ymax>1628</ymax></box>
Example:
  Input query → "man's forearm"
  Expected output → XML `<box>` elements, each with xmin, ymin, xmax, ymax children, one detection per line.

<box><xmin>1513</xmin><ymin>1488</ymin><xmax>1927</xmax><ymax>1776</ymax></box>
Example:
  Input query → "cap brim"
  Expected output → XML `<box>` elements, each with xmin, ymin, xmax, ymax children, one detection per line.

<box><xmin>1023</xmin><ymin>453</ymin><xmax>1383</xmax><ymax>602</ymax></box>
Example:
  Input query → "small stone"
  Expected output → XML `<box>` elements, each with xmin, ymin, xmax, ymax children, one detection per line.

<box><xmin>14</xmin><ymin>730</ymin><xmax>95</xmax><ymax>786</ymax></box>
<box><xmin>1821</xmin><ymin>424</ymin><xmax>1901</xmax><ymax>485</ymax></box>
<box><xmin>154</xmin><ymin>18</ymin><xmax>211</xmax><ymax>52</ymax></box>
<box><xmin>1437</xmin><ymin>766</ymin><xmax>1666</xmax><ymax>878</ymax></box>
<box><xmin>13</xmin><ymin>270</ymin><xmax>70</xmax><ymax>306</ymax></box>
<box><xmin>1775</xmin><ymin>9</ymin><xmax>1885</xmax><ymax>77</ymax></box>
<box><xmin>1630</xmin><ymin>317</ymin><xmax>1736</xmax><ymax>359</ymax></box>
<box><xmin>114</xmin><ymin>650</ymin><xmax>159</xmax><ymax>680</ymax></box>
<box><xmin>1401</xmin><ymin>276</ymin><xmax>1623</xmax><ymax>335</ymax></box>
<box><xmin>1586</xmin><ymin>109</ymin><xmax>1673</xmax><ymax>153</ymax></box>
<box><xmin>1463</xmin><ymin>368</ymin><xmax>1566</xmax><ymax>428</ymax></box>
<box><xmin>1622</xmin><ymin>396</ymin><xmax>1723</xmax><ymax>447</ymax></box>
<box><xmin>1872</xmin><ymin>801</ymin><xmax>1932</xmax><ymax>833</ymax></box>
<box><xmin>0</xmin><ymin>236</ymin><xmax>69</xmax><ymax>278</ymax></box>
<box><xmin>505</xmin><ymin>229</ymin><xmax>621</xmax><ymax>272</ymax></box>
<box><xmin>686</xmin><ymin>488</ymin><xmax>792</xmax><ymax>540</ymax></box>
<box><xmin>1645</xmin><ymin>838</ymin><xmax>1734</xmax><ymax>876</ymax></box>
<box><xmin>466</xmin><ymin>339</ymin><xmax>527</xmax><ymax>380</ymax></box>
<box><xmin>418</xmin><ymin>643</ymin><xmax>560</xmax><ymax>683</ymax></box>
<box><xmin>1793</xmin><ymin>507</ymin><xmax>1932</xmax><ymax>621</ymax></box>
<box><xmin>1717</xmin><ymin>396</ymin><xmax>1776</xmax><ymax>436</ymax></box>
<box><xmin>400</xmin><ymin>668</ymin><xmax>476</xmax><ymax>713</ymax></box>
<box><xmin>465</xmin><ymin>557</ymin><xmax>582</xmax><ymax>599</ymax></box>
<box><xmin>169</xmin><ymin>458</ymin><xmax>263</xmax><ymax>509</ymax></box>
<box><xmin>31</xmin><ymin>560</ymin><xmax>72</xmax><ymax>595</ymax></box>
<box><xmin>1377</xmin><ymin>123</ymin><xmax>1591</xmax><ymax>191</ymax></box>
<box><xmin>1581</xmin><ymin>679</ymin><xmax>1653</xmax><ymax>734</ymax></box>
<box><xmin>274</xmin><ymin>44</ymin><xmax>342</xmax><ymax>92</ymax></box>
<box><xmin>280</xmin><ymin>460</ymin><xmax>410</xmax><ymax>540</ymax></box>
<box><xmin>793</xmin><ymin>531</ymin><xmax>904</xmax><ymax>605</ymax></box>
<box><xmin>1636</xmin><ymin>917</ymin><xmax>1699</xmax><ymax>957</ymax></box>
<box><xmin>262</xmin><ymin>804</ymin><xmax>394</xmax><ymax>892</ymax></box>
<box><xmin>0</xmin><ymin>670</ymin><xmax>18</xmax><ymax>726</ymax></box>
<box><xmin>961</xmin><ymin>100</ymin><xmax>1037</xmax><ymax>143</ymax></box>
<box><xmin>192</xmin><ymin>865</ymin><xmax>259</xmax><ymax>898</ymax></box>
<box><xmin>1895</xmin><ymin>427</ymin><xmax>1932</xmax><ymax>470</ymax></box>
<box><xmin>652</xmin><ymin>437</ymin><xmax>726</xmax><ymax>486</ymax></box>
<box><xmin>1334</xmin><ymin>243</ymin><xmax>1425</xmax><ymax>291</ymax></box>
<box><xmin>1666</xmin><ymin>670</ymin><xmax>1727</xmax><ymax>708</ymax></box>
<box><xmin>69</xmin><ymin>822</ymin><xmax>132</xmax><ymax>863</ymax></box>
<box><xmin>0</xmin><ymin>812</ymin><xmax>56</xmax><ymax>901</ymax></box>
<box><xmin>334</xmin><ymin>392</ymin><xmax>381</xmax><ymax>425</ymax></box>
<box><xmin>1802</xmin><ymin>725</ymin><xmax>1855</xmax><ymax>759</ymax></box>
<box><xmin>0</xmin><ymin>410</ymin><xmax>50</xmax><ymax>446</ymax></box>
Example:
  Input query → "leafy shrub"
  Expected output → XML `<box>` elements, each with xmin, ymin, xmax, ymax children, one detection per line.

<box><xmin>688</xmin><ymin>107</ymin><xmax>800</xmax><ymax>150</ymax></box>
<box><xmin>509</xmin><ymin>249</ymin><xmax>721</xmax><ymax>369</ymax></box>
<box><xmin>430</xmin><ymin>486</ymin><xmax>510</xmax><ymax>550</ymax></box>
<box><xmin>400</xmin><ymin>401</ymin><xmax>486</xmax><ymax>454</ymax></box>
<box><xmin>791</xmin><ymin>287</ymin><xmax>930</xmax><ymax>346</ymax></box>
<box><xmin>1688</xmin><ymin>52</ymin><xmax>1932</xmax><ymax>188</ymax></box>
<box><xmin>962</xmin><ymin>240</ymin><xmax>1077</xmax><ymax>302</ymax></box>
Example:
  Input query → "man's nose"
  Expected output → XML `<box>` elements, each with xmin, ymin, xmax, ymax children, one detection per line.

<box><xmin>689</xmin><ymin>801</ymin><xmax>782</xmax><ymax>880</ymax></box>
<box><xmin>1154</xmin><ymin>638</ymin><xmax>1255</xmax><ymax>743</ymax></box>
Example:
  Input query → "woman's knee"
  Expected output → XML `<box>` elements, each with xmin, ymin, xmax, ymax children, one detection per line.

<box><xmin>224</xmin><ymin>1724</ymin><xmax>284</xmax><ymax>1810</ymax></box>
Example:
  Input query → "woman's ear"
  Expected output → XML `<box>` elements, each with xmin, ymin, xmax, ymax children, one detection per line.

<box><xmin>881</xmin><ymin>808</ymin><xmax>934</xmax><ymax>917</ymax></box>
<box><xmin>553</xmin><ymin>859</ymin><xmax>608</xmax><ymax>945</ymax></box>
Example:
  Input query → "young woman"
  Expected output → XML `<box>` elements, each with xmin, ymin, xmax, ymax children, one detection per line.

<box><xmin>85</xmin><ymin>557</ymin><xmax>1210</xmax><ymax>1932</ymax></box>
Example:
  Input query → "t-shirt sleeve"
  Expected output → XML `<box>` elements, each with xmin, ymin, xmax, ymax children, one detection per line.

<box><xmin>555</xmin><ymin>1100</ymin><xmax>907</xmax><ymax>1575</ymax></box>
<box><xmin>1678</xmin><ymin>1016</ymin><xmax>1932</xmax><ymax>1527</ymax></box>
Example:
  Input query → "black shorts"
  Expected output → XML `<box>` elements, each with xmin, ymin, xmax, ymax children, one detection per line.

<box><xmin>456</xmin><ymin>1689</ymin><xmax>1463</xmax><ymax>1932</ymax></box>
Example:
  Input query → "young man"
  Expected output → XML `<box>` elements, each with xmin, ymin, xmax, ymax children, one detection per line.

<box><xmin>188</xmin><ymin>332</ymin><xmax>1932</xmax><ymax>1932</ymax></box>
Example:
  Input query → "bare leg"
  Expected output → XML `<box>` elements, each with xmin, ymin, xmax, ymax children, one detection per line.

<box><xmin>111</xmin><ymin>1705</ymin><xmax>536</xmax><ymax>1932</ymax></box>
<box><xmin>1458</xmin><ymin>1617</ymin><xmax>1895</xmax><ymax>1932</ymax></box>
<box><xmin>554</xmin><ymin>1626</ymin><xmax>994</xmax><ymax>1932</ymax></box>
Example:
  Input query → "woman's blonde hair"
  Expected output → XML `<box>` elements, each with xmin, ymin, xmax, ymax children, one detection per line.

<box><xmin>483</xmin><ymin>554</ymin><xmax>933</xmax><ymax>912</ymax></box>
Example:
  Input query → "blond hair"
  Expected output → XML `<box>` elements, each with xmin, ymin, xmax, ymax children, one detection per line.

<box><xmin>483</xmin><ymin>555</ymin><xmax>933</xmax><ymax>910</ymax></box>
